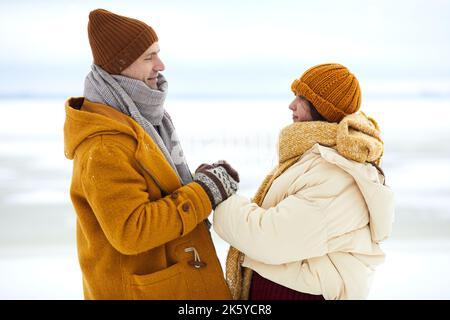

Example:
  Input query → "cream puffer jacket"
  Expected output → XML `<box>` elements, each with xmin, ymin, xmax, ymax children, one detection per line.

<box><xmin>213</xmin><ymin>143</ymin><xmax>395</xmax><ymax>300</ymax></box>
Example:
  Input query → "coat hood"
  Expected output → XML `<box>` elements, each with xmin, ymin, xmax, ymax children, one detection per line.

<box><xmin>322</xmin><ymin>112</ymin><xmax>392</xmax><ymax>242</ymax></box>
<box><xmin>315</xmin><ymin>144</ymin><xmax>395</xmax><ymax>242</ymax></box>
<box><xmin>64</xmin><ymin>97</ymin><xmax>140</xmax><ymax>160</ymax></box>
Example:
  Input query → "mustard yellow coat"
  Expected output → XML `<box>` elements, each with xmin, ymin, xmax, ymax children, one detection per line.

<box><xmin>64</xmin><ymin>97</ymin><xmax>231</xmax><ymax>300</ymax></box>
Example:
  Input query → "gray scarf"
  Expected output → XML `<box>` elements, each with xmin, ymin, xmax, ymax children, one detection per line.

<box><xmin>84</xmin><ymin>64</ymin><xmax>193</xmax><ymax>186</ymax></box>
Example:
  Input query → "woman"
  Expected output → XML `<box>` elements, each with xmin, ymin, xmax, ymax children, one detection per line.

<box><xmin>213</xmin><ymin>63</ymin><xmax>395</xmax><ymax>300</ymax></box>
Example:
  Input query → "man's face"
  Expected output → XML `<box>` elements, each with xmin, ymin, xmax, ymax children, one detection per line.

<box><xmin>120</xmin><ymin>42</ymin><xmax>165</xmax><ymax>89</ymax></box>
<box><xmin>289</xmin><ymin>96</ymin><xmax>313</xmax><ymax>122</ymax></box>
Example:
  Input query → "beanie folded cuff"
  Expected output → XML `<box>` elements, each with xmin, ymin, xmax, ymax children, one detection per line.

<box><xmin>291</xmin><ymin>80</ymin><xmax>346</xmax><ymax>123</ymax></box>
<box><xmin>102</xmin><ymin>28</ymin><xmax>158</xmax><ymax>75</ymax></box>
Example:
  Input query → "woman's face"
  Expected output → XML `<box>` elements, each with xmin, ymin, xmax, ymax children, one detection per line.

<box><xmin>289</xmin><ymin>96</ymin><xmax>313</xmax><ymax>122</ymax></box>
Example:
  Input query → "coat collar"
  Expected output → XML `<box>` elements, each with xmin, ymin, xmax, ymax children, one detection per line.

<box><xmin>65</xmin><ymin>97</ymin><xmax>182</xmax><ymax>194</ymax></box>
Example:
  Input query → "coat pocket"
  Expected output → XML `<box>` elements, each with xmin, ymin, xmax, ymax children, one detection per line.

<box><xmin>130</xmin><ymin>262</ymin><xmax>189</xmax><ymax>300</ymax></box>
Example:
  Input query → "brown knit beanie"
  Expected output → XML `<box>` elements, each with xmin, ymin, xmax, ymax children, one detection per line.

<box><xmin>291</xmin><ymin>63</ymin><xmax>361</xmax><ymax>122</ymax></box>
<box><xmin>87</xmin><ymin>9</ymin><xmax>158</xmax><ymax>74</ymax></box>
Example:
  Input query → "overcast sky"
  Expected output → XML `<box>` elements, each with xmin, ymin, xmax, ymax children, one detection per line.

<box><xmin>1</xmin><ymin>0</ymin><xmax>449</xmax><ymax>98</ymax></box>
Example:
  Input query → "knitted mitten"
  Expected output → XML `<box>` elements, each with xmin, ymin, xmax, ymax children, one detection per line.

<box><xmin>194</xmin><ymin>161</ymin><xmax>240</xmax><ymax>209</ymax></box>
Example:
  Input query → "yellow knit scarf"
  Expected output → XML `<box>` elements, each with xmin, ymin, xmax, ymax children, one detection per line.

<box><xmin>225</xmin><ymin>112</ymin><xmax>384</xmax><ymax>300</ymax></box>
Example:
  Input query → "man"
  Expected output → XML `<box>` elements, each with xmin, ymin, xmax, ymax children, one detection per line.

<box><xmin>63</xmin><ymin>8</ymin><xmax>237</xmax><ymax>299</ymax></box>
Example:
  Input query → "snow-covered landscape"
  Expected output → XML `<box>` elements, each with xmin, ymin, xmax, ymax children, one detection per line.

<box><xmin>1</xmin><ymin>97</ymin><xmax>450</xmax><ymax>299</ymax></box>
<box><xmin>1</xmin><ymin>0</ymin><xmax>450</xmax><ymax>300</ymax></box>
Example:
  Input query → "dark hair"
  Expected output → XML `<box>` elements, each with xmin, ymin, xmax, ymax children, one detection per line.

<box><xmin>300</xmin><ymin>96</ymin><xmax>326</xmax><ymax>121</ymax></box>
<box><xmin>309</xmin><ymin>103</ymin><xmax>326</xmax><ymax>121</ymax></box>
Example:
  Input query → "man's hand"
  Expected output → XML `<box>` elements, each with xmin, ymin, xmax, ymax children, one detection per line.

<box><xmin>194</xmin><ymin>160</ymin><xmax>240</xmax><ymax>209</ymax></box>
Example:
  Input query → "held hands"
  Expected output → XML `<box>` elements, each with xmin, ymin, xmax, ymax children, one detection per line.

<box><xmin>194</xmin><ymin>160</ymin><xmax>240</xmax><ymax>209</ymax></box>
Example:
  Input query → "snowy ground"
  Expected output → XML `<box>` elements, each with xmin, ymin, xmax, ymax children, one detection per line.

<box><xmin>1</xmin><ymin>97</ymin><xmax>450</xmax><ymax>299</ymax></box>
<box><xmin>1</xmin><ymin>237</ymin><xmax>450</xmax><ymax>300</ymax></box>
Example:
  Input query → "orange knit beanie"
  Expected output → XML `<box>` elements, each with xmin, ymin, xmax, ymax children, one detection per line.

<box><xmin>291</xmin><ymin>63</ymin><xmax>361</xmax><ymax>122</ymax></box>
<box><xmin>87</xmin><ymin>9</ymin><xmax>158</xmax><ymax>75</ymax></box>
